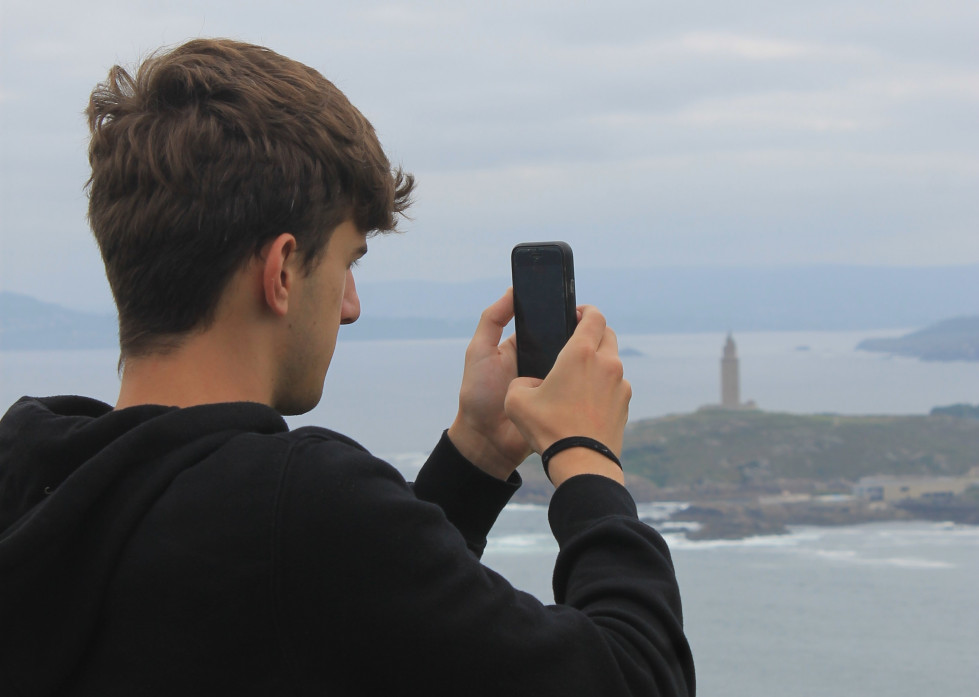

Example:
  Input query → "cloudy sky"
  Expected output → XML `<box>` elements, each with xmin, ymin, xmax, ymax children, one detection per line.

<box><xmin>1</xmin><ymin>0</ymin><xmax>977</xmax><ymax>312</ymax></box>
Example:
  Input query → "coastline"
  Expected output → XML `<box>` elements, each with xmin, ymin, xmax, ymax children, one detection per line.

<box><xmin>509</xmin><ymin>462</ymin><xmax>979</xmax><ymax>541</ymax></box>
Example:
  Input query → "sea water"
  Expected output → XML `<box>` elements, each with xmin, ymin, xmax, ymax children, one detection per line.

<box><xmin>3</xmin><ymin>329</ymin><xmax>978</xmax><ymax>455</ymax></box>
<box><xmin>2</xmin><ymin>331</ymin><xmax>978</xmax><ymax>695</ymax></box>
<box><xmin>482</xmin><ymin>504</ymin><xmax>979</xmax><ymax>697</ymax></box>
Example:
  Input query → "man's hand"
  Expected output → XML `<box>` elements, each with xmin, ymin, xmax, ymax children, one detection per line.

<box><xmin>447</xmin><ymin>289</ymin><xmax>532</xmax><ymax>480</ymax></box>
<box><xmin>504</xmin><ymin>305</ymin><xmax>631</xmax><ymax>487</ymax></box>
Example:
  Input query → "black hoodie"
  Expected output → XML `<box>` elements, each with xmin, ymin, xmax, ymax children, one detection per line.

<box><xmin>0</xmin><ymin>395</ymin><xmax>694</xmax><ymax>696</ymax></box>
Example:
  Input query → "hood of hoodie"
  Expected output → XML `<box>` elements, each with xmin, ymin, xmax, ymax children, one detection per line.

<box><xmin>0</xmin><ymin>395</ymin><xmax>288</xmax><ymax>697</ymax></box>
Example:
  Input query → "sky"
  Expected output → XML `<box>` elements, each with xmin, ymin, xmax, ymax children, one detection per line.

<box><xmin>1</xmin><ymin>0</ymin><xmax>977</xmax><ymax>312</ymax></box>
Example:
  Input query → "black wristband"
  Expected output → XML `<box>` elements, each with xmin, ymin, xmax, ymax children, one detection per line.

<box><xmin>540</xmin><ymin>437</ymin><xmax>622</xmax><ymax>481</ymax></box>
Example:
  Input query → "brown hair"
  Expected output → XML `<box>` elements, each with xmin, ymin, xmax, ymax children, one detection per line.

<box><xmin>86</xmin><ymin>38</ymin><xmax>413</xmax><ymax>358</ymax></box>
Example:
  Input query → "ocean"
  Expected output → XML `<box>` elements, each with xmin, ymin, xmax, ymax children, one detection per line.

<box><xmin>2</xmin><ymin>330</ymin><xmax>978</xmax><ymax>695</ymax></box>
<box><xmin>482</xmin><ymin>504</ymin><xmax>979</xmax><ymax>697</ymax></box>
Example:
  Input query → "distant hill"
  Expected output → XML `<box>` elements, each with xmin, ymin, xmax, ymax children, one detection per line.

<box><xmin>0</xmin><ymin>292</ymin><xmax>117</xmax><ymax>350</ymax></box>
<box><xmin>621</xmin><ymin>409</ymin><xmax>979</xmax><ymax>489</ymax></box>
<box><xmin>931</xmin><ymin>403</ymin><xmax>979</xmax><ymax>419</ymax></box>
<box><xmin>857</xmin><ymin>316</ymin><xmax>979</xmax><ymax>362</ymax></box>
<box><xmin>6</xmin><ymin>263</ymin><xmax>979</xmax><ymax>347</ymax></box>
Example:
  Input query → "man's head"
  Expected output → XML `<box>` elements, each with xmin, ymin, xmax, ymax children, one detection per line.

<box><xmin>86</xmin><ymin>38</ymin><xmax>413</xmax><ymax>359</ymax></box>
<box><xmin>263</xmin><ymin>220</ymin><xmax>368</xmax><ymax>415</ymax></box>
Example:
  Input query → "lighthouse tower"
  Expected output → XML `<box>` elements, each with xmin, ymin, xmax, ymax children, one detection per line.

<box><xmin>721</xmin><ymin>334</ymin><xmax>740</xmax><ymax>409</ymax></box>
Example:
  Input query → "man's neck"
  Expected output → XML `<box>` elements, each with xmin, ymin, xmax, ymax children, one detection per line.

<box><xmin>115</xmin><ymin>329</ymin><xmax>275</xmax><ymax>410</ymax></box>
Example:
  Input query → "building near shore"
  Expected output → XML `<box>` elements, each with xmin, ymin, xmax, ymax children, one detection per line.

<box><xmin>853</xmin><ymin>475</ymin><xmax>978</xmax><ymax>502</ymax></box>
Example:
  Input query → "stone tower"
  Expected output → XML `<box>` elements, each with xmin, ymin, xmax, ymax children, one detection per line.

<box><xmin>721</xmin><ymin>334</ymin><xmax>740</xmax><ymax>409</ymax></box>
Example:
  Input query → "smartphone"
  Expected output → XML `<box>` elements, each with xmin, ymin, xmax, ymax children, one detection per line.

<box><xmin>511</xmin><ymin>241</ymin><xmax>576</xmax><ymax>379</ymax></box>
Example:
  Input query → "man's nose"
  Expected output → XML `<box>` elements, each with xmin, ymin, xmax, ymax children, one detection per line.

<box><xmin>340</xmin><ymin>269</ymin><xmax>361</xmax><ymax>325</ymax></box>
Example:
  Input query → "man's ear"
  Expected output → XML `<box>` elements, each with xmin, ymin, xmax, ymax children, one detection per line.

<box><xmin>262</xmin><ymin>233</ymin><xmax>299</xmax><ymax>317</ymax></box>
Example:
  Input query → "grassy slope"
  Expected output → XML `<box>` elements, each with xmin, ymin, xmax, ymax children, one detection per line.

<box><xmin>621</xmin><ymin>409</ymin><xmax>979</xmax><ymax>488</ymax></box>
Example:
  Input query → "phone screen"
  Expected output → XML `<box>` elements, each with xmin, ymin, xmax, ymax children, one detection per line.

<box><xmin>512</xmin><ymin>243</ymin><xmax>575</xmax><ymax>378</ymax></box>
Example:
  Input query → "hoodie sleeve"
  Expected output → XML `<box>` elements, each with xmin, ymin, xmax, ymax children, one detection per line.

<box><xmin>271</xmin><ymin>434</ymin><xmax>695</xmax><ymax>697</ymax></box>
<box><xmin>411</xmin><ymin>430</ymin><xmax>521</xmax><ymax>558</ymax></box>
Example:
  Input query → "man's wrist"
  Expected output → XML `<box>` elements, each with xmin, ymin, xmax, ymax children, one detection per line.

<box><xmin>541</xmin><ymin>436</ymin><xmax>621</xmax><ymax>481</ymax></box>
<box><xmin>446</xmin><ymin>420</ymin><xmax>519</xmax><ymax>481</ymax></box>
<box><xmin>546</xmin><ymin>448</ymin><xmax>626</xmax><ymax>488</ymax></box>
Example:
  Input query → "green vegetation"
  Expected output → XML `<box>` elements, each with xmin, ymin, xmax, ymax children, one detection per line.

<box><xmin>622</xmin><ymin>409</ymin><xmax>979</xmax><ymax>489</ymax></box>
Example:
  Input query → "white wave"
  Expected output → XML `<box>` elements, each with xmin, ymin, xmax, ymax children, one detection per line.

<box><xmin>665</xmin><ymin>527</ymin><xmax>824</xmax><ymax>550</ymax></box>
<box><xmin>504</xmin><ymin>503</ymin><xmax>549</xmax><ymax>512</ymax></box>
<box><xmin>808</xmin><ymin>521</ymin><xmax>979</xmax><ymax>552</ymax></box>
<box><xmin>637</xmin><ymin>501</ymin><xmax>690</xmax><ymax>521</ymax></box>
<box><xmin>485</xmin><ymin>533</ymin><xmax>557</xmax><ymax>553</ymax></box>
<box><xmin>655</xmin><ymin>521</ymin><xmax>701</xmax><ymax>532</ymax></box>
<box><xmin>885</xmin><ymin>557</ymin><xmax>957</xmax><ymax>569</ymax></box>
<box><xmin>811</xmin><ymin>549</ymin><xmax>859</xmax><ymax>562</ymax></box>
<box><xmin>809</xmin><ymin>548</ymin><xmax>956</xmax><ymax>569</ymax></box>
<box><xmin>663</xmin><ymin>531</ymin><xmax>805</xmax><ymax>551</ymax></box>
<box><xmin>901</xmin><ymin>521</ymin><xmax>979</xmax><ymax>541</ymax></box>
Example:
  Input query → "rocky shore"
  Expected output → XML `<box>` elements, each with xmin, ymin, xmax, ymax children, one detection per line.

<box><xmin>649</xmin><ymin>491</ymin><xmax>979</xmax><ymax>541</ymax></box>
<box><xmin>660</xmin><ymin>496</ymin><xmax>908</xmax><ymax>540</ymax></box>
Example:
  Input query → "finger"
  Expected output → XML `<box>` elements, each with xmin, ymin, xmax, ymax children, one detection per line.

<box><xmin>499</xmin><ymin>333</ymin><xmax>518</xmax><ymax>361</ymax></box>
<box><xmin>470</xmin><ymin>288</ymin><xmax>514</xmax><ymax>350</ymax></box>
<box><xmin>570</xmin><ymin>305</ymin><xmax>607</xmax><ymax>348</ymax></box>
<box><xmin>503</xmin><ymin>377</ymin><xmax>542</xmax><ymax>418</ymax></box>
<box><xmin>597</xmin><ymin>326</ymin><xmax>619</xmax><ymax>355</ymax></box>
<box><xmin>508</xmin><ymin>376</ymin><xmax>544</xmax><ymax>391</ymax></box>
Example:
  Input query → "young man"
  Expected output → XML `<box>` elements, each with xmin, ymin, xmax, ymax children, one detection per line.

<box><xmin>0</xmin><ymin>39</ymin><xmax>694</xmax><ymax>696</ymax></box>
